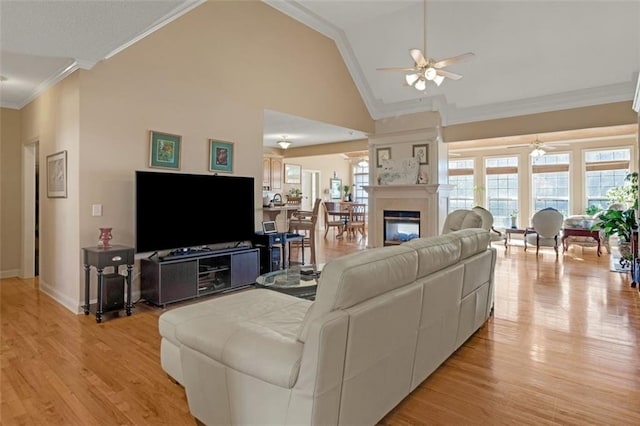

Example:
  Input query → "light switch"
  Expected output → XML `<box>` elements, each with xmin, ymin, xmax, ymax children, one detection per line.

<box><xmin>92</xmin><ymin>204</ymin><xmax>102</xmax><ymax>217</ymax></box>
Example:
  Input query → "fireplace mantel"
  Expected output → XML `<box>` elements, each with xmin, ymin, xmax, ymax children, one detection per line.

<box><xmin>364</xmin><ymin>184</ymin><xmax>453</xmax><ymax>248</ymax></box>
<box><xmin>364</xmin><ymin>184</ymin><xmax>452</xmax><ymax>195</ymax></box>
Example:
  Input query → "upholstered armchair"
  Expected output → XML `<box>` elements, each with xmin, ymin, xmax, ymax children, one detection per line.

<box><xmin>442</xmin><ymin>209</ymin><xmax>482</xmax><ymax>234</ymax></box>
<box><xmin>525</xmin><ymin>208</ymin><xmax>564</xmax><ymax>255</ymax></box>
<box><xmin>471</xmin><ymin>206</ymin><xmax>503</xmax><ymax>243</ymax></box>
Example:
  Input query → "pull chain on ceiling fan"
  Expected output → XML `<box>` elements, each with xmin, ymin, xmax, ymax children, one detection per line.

<box><xmin>376</xmin><ymin>0</ymin><xmax>475</xmax><ymax>91</ymax></box>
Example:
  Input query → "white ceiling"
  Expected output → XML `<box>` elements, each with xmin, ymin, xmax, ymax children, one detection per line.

<box><xmin>1</xmin><ymin>0</ymin><xmax>639</xmax><ymax>147</ymax></box>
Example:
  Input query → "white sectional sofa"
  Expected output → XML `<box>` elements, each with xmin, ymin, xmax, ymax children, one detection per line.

<box><xmin>159</xmin><ymin>228</ymin><xmax>496</xmax><ymax>425</ymax></box>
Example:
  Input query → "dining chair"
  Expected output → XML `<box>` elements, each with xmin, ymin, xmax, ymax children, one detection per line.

<box><xmin>345</xmin><ymin>203</ymin><xmax>367</xmax><ymax>239</ymax></box>
<box><xmin>288</xmin><ymin>198</ymin><xmax>322</xmax><ymax>264</ymax></box>
<box><xmin>322</xmin><ymin>201</ymin><xmax>345</xmax><ymax>238</ymax></box>
<box><xmin>525</xmin><ymin>207</ymin><xmax>564</xmax><ymax>256</ymax></box>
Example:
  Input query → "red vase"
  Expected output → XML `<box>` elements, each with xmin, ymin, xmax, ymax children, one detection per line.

<box><xmin>99</xmin><ymin>227</ymin><xmax>113</xmax><ymax>248</ymax></box>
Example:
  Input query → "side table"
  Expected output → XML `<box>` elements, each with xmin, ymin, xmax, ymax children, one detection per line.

<box><xmin>82</xmin><ymin>245</ymin><xmax>134</xmax><ymax>323</ymax></box>
<box><xmin>504</xmin><ymin>227</ymin><xmax>534</xmax><ymax>249</ymax></box>
<box><xmin>561</xmin><ymin>228</ymin><xmax>601</xmax><ymax>256</ymax></box>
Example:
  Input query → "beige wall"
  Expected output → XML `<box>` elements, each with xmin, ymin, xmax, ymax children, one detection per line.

<box><xmin>20</xmin><ymin>73</ymin><xmax>81</xmax><ymax>309</ymax></box>
<box><xmin>14</xmin><ymin>1</ymin><xmax>373</xmax><ymax>312</ymax></box>
<box><xmin>443</xmin><ymin>102</ymin><xmax>637</xmax><ymax>142</ymax></box>
<box><xmin>1</xmin><ymin>108</ymin><xmax>22</xmax><ymax>276</ymax></box>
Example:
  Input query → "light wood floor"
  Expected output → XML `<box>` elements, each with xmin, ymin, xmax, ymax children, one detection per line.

<box><xmin>2</xmin><ymin>234</ymin><xmax>639</xmax><ymax>425</ymax></box>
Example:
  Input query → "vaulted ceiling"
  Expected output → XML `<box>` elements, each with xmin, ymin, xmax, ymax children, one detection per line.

<box><xmin>1</xmin><ymin>0</ymin><xmax>638</xmax><ymax>146</ymax></box>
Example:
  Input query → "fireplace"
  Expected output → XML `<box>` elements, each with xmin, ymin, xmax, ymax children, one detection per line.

<box><xmin>384</xmin><ymin>210</ymin><xmax>420</xmax><ymax>246</ymax></box>
<box><xmin>364</xmin><ymin>184</ymin><xmax>453</xmax><ymax>248</ymax></box>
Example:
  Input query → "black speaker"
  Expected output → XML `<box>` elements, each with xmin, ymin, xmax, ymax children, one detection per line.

<box><xmin>102</xmin><ymin>273</ymin><xmax>125</xmax><ymax>312</ymax></box>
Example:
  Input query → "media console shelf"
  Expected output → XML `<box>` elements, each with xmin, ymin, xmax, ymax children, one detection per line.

<box><xmin>140</xmin><ymin>247</ymin><xmax>259</xmax><ymax>307</ymax></box>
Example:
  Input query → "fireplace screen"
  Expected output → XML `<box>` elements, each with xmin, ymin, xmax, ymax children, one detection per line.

<box><xmin>384</xmin><ymin>210</ymin><xmax>420</xmax><ymax>246</ymax></box>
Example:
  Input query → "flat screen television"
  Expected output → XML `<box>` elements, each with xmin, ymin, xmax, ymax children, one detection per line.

<box><xmin>135</xmin><ymin>170</ymin><xmax>255</xmax><ymax>253</ymax></box>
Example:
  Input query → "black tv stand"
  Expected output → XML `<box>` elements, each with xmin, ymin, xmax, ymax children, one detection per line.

<box><xmin>161</xmin><ymin>246</ymin><xmax>213</xmax><ymax>261</ymax></box>
<box><xmin>141</xmin><ymin>246</ymin><xmax>259</xmax><ymax>307</ymax></box>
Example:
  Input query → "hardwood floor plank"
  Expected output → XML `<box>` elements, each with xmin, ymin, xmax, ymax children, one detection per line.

<box><xmin>2</xmin><ymin>236</ymin><xmax>639</xmax><ymax>425</ymax></box>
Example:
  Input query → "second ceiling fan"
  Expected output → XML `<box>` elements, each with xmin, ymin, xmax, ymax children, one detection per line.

<box><xmin>377</xmin><ymin>0</ymin><xmax>474</xmax><ymax>91</ymax></box>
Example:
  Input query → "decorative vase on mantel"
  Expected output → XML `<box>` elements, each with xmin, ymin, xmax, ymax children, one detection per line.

<box><xmin>98</xmin><ymin>227</ymin><xmax>113</xmax><ymax>248</ymax></box>
<box><xmin>510</xmin><ymin>216</ymin><xmax>517</xmax><ymax>229</ymax></box>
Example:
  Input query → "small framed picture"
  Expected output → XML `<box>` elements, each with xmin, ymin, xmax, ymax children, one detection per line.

<box><xmin>329</xmin><ymin>178</ymin><xmax>342</xmax><ymax>200</ymax></box>
<box><xmin>209</xmin><ymin>139</ymin><xmax>234</xmax><ymax>173</ymax></box>
<box><xmin>284</xmin><ymin>164</ymin><xmax>302</xmax><ymax>184</ymax></box>
<box><xmin>412</xmin><ymin>143</ymin><xmax>429</xmax><ymax>165</ymax></box>
<box><xmin>46</xmin><ymin>150</ymin><xmax>67</xmax><ymax>198</ymax></box>
<box><xmin>149</xmin><ymin>130</ymin><xmax>181</xmax><ymax>170</ymax></box>
<box><xmin>376</xmin><ymin>147</ymin><xmax>391</xmax><ymax>168</ymax></box>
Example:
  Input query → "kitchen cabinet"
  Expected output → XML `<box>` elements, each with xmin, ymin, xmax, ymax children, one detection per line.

<box><xmin>263</xmin><ymin>156</ymin><xmax>283</xmax><ymax>190</ymax></box>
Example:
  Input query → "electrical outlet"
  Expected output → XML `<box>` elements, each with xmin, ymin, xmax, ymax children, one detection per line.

<box><xmin>92</xmin><ymin>204</ymin><xmax>102</xmax><ymax>217</ymax></box>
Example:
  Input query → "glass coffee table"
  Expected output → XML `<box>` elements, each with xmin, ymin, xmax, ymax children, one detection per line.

<box><xmin>255</xmin><ymin>264</ymin><xmax>323</xmax><ymax>300</ymax></box>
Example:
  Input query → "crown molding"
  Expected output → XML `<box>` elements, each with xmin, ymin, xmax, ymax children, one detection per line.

<box><xmin>14</xmin><ymin>61</ymin><xmax>82</xmax><ymax>109</ymax></box>
<box><xmin>263</xmin><ymin>0</ymin><xmax>382</xmax><ymax>119</ymax></box>
<box><xmin>3</xmin><ymin>1</ymin><xmax>205</xmax><ymax>110</ymax></box>
<box><xmin>440</xmin><ymin>81</ymin><xmax>637</xmax><ymax>126</ymax></box>
<box><xmin>104</xmin><ymin>0</ymin><xmax>205</xmax><ymax>60</ymax></box>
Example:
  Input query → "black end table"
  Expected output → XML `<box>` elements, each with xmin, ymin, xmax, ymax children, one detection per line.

<box><xmin>82</xmin><ymin>245</ymin><xmax>134</xmax><ymax>323</ymax></box>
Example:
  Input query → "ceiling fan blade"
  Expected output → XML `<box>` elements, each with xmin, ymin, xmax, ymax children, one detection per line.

<box><xmin>376</xmin><ymin>67</ymin><xmax>418</xmax><ymax>72</ymax></box>
<box><xmin>433</xmin><ymin>52</ymin><xmax>475</xmax><ymax>69</ymax></box>
<box><xmin>409</xmin><ymin>48</ymin><xmax>428</xmax><ymax>68</ymax></box>
<box><xmin>436</xmin><ymin>69</ymin><xmax>463</xmax><ymax>80</ymax></box>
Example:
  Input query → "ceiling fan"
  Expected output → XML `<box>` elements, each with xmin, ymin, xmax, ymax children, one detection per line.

<box><xmin>507</xmin><ymin>136</ymin><xmax>569</xmax><ymax>157</ymax></box>
<box><xmin>376</xmin><ymin>0</ymin><xmax>474</xmax><ymax>91</ymax></box>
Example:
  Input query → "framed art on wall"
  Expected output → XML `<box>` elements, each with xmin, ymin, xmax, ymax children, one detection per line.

<box><xmin>209</xmin><ymin>139</ymin><xmax>234</xmax><ymax>173</ymax></box>
<box><xmin>284</xmin><ymin>164</ymin><xmax>302</xmax><ymax>184</ymax></box>
<box><xmin>412</xmin><ymin>143</ymin><xmax>429</xmax><ymax>165</ymax></box>
<box><xmin>46</xmin><ymin>150</ymin><xmax>67</xmax><ymax>198</ymax></box>
<box><xmin>376</xmin><ymin>147</ymin><xmax>391</xmax><ymax>168</ymax></box>
<box><xmin>329</xmin><ymin>178</ymin><xmax>342</xmax><ymax>200</ymax></box>
<box><xmin>149</xmin><ymin>130</ymin><xmax>181</xmax><ymax>169</ymax></box>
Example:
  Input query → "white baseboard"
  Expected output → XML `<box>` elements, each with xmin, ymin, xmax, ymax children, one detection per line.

<box><xmin>38</xmin><ymin>278</ymin><xmax>82</xmax><ymax>314</ymax></box>
<box><xmin>0</xmin><ymin>269</ymin><xmax>20</xmax><ymax>279</ymax></box>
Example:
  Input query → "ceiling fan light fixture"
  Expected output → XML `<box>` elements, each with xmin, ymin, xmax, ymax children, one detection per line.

<box><xmin>405</xmin><ymin>73</ymin><xmax>419</xmax><ymax>86</ymax></box>
<box><xmin>414</xmin><ymin>78</ymin><xmax>427</xmax><ymax>91</ymax></box>
<box><xmin>434</xmin><ymin>74</ymin><xmax>445</xmax><ymax>86</ymax></box>
<box><xmin>530</xmin><ymin>147</ymin><xmax>545</xmax><ymax>157</ymax></box>
<box><xmin>424</xmin><ymin>67</ymin><xmax>437</xmax><ymax>81</ymax></box>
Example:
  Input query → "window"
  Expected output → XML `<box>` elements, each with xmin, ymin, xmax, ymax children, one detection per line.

<box><xmin>486</xmin><ymin>157</ymin><xmax>518</xmax><ymax>227</ymax></box>
<box><xmin>352</xmin><ymin>162</ymin><xmax>369</xmax><ymax>209</ymax></box>
<box><xmin>531</xmin><ymin>153</ymin><xmax>569</xmax><ymax>215</ymax></box>
<box><xmin>448</xmin><ymin>159</ymin><xmax>474</xmax><ymax>212</ymax></box>
<box><xmin>585</xmin><ymin>149</ymin><xmax>630</xmax><ymax>210</ymax></box>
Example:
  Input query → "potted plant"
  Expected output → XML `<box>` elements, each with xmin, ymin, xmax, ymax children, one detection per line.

<box><xmin>591</xmin><ymin>208</ymin><xmax>637</xmax><ymax>261</ymax></box>
<box><xmin>342</xmin><ymin>185</ymin><xmax>351</xmax><ymax>201</ymax></box>
<box><xmin>287</xmin><ymin>188</ymin><xmax>302</xmax><ymax>204</ymax></box>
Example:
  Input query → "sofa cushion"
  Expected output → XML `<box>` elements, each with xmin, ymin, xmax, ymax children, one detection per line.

<box><xmin>164</xmin><ymin>290</ymin><xmax>311</xmax><ymax>388</ymax></box>
<box><xmin>458</xmin><ymin>229</ymin><xmax>491</xmax><ymax>260</ymax></box>
<box><xmin>297</xmin><ymin>245</ymin><xmax>417</xmax><ymax>342</ymax></box>
<box><xmin>403</xmin><ymin>233</ymin><xmax>461</xmax><ymax>278</ymax></box>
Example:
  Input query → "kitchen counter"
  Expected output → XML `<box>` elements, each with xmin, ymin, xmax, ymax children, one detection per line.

<box><xmin>263</xmin><ymin>205</ymin><xmax>301</xmax><ymax>222</ymax></box>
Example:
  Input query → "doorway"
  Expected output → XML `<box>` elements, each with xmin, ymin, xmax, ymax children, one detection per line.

<box><xmin>21</xmin><ymin>142</ymin><xmax>39</xmax><ymax>278</ymax></box>
<box><xmin>301</xmin><ymin>170</ymin><xmax>320</xmax><ymax>211</ymax></box>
